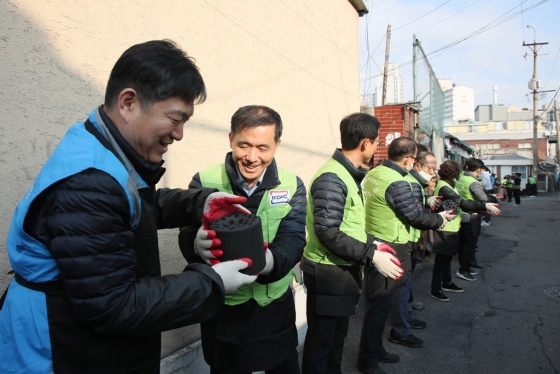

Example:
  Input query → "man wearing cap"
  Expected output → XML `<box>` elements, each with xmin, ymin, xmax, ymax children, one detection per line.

<box><xmin>179</xmin><ymin>105</ymin><xmax>307</xmax><ymax>374</ymax></box>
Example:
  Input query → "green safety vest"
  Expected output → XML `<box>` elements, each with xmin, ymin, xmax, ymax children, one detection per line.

<box><xmin>529</xmin><ymin>177</ymin><xmax>537</xmax><ymax>184</ymax></box>
<box><xmin>456</xmin><ymin>172</ymin><xmax>480</xmax><ymax>214</ymax></box>
<box><xmin>434</xmin><ymin>180</ymin><xmax>461</xmax><ymax>233</ymax></box>
<box><xmin>506</xmin><ymin>180</ymin><xmax>513</xmax><ymax>188</ymax></box>
<box><xmin>199</xmin><ymin>164</ymin><xmax>297</xmax><ymax>307</ymax></box>
<box><xmin>363</xmin><ymin>165</ymin><xmax>411</xmax><ymax>244</ymax></box>
<box><xmin>303</xmin><ymin>158</ymin><xmax>367</xmax><ymax>266</ymax></box>
<box><xmin>404</xmin><ymin>173</ymin><xmax>424</xmax><ymax>242</ymax></box>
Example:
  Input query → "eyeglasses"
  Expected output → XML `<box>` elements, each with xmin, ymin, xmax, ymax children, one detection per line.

<box><xmin>406</xmin><ymin>156</ymin><xmax>417</xmax><ymax>161</ymax></box>
<box><xmin>419</xmin><ymin>163</ymin><xmax>438</xmax><ymax>172</ymax></box>
<box><xmin>370</xmin><ymin>139</ymin><xmax>382</xmax><ymax>146</ymax></box>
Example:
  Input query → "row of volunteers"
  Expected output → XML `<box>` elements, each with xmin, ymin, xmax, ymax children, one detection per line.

<box><xmin>0</xmin><ymin>40</ymin><xmax>500</xmax><ymax>374</ymax></box>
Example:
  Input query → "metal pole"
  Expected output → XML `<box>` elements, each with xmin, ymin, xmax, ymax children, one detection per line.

<box><xmin>532</xmin><ymin>48</ymin><xmax>539</xmax><ymax>178</ymax></box>
<box><xmin>555</xmin><ymin>101</ymin><xmax>560</xmax><ymax>164</ymax></box>
<box><xmin>382</xmin><ymin>24</ymin><xmax>391</xmax><ymax>106</ymax></box>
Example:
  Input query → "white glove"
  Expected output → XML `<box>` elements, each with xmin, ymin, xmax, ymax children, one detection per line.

<box><xmin>212</xmin><ymin>259</ymin><xmax>258</xmax><ymax>294</ymax></box>
<box><xmin>485</xmin><ymin>203</ymin><xmax>501</xmax><ymax>216</ymax></box>
<box><xmin>438</xmin><ymin>210</ymin><xmax>457</xmax><ymax>221</ymax></box>
<box><xmin>426</xmin><ymin>196</ymin><xmax>442</xmax><ymax>209</ymax></box>
<box><xmin>194</xmin><ymin>215</ymin><xmax>222</xmax><ymax>265</ymax></box>
<box><xmin>372</xmin><ymin>242</ymin><xmax>403</xmax><ymax>279</ymax></box>
<box><xmin>259</xmin><ymin>244</ymin><xmax>274</xmax><ymax>275</ymax></box>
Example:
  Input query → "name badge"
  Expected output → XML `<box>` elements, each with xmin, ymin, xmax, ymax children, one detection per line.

<box><xmin>269</xmin><ymin>190</ymin><xmax>290</xmax><ymax>205</ymax></box>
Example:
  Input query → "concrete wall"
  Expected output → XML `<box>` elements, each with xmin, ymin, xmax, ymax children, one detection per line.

<box><xmin>0</xmin><ymin>0</ymin><xmax>362</xmax><ymax>360</ymax></box>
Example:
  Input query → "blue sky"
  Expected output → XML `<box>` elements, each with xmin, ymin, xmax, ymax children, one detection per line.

<box><xmin>359</xmin><ymin>0</ymin><xmax>560</xmax><ymax>108</ymax></box>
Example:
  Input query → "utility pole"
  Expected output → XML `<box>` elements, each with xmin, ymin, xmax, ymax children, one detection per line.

<box><xmin>381</xmin><ymin>24</ymin><xmax>391</xmax><ymax>106</ymax></box>
<box><xmin>523</xmin><ymin>25</ymin><xmax>548</xmax><ymax>177</ymax></box>
<box><xmin>555</xmin><ymin>101</ymin><xmax>560</xmax><ymax>165</ymax></box>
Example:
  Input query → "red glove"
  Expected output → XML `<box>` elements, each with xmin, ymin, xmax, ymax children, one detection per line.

<box><xmin>203</xmin><ymin>192</ymin><xmax>250</xmax><ymax>223</ymax></box>
<box><xmin>376</xmin><ymin>243</ymin><xmax>401</xmax><ymax>266</ymax></box>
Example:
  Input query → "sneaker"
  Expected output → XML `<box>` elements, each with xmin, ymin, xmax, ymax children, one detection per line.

<box><xmin>409</xmin><ymin>319</ymin><xmax>427</xmax><ymax>329</ymax></box>
<box><xmin>409</xmin><ymin>300</ymin><xmax>424</xmax><ymax>310</ymax></box>
<box><xmin>470</xmin><ymin>269</ymin><xmax>478</xmax><ymax>275</ymax></box>
<box><xmin>389</xmin><ymin>329</ymin><xmax>423</xmax><ymax>348</ymax></box>
<box><xmin>481</xmin><ymin>221</ymin><xmax>490</xmax><ymax>226</ymax></box>
<box><xmin>377</xmin><ymin>351</ymin><xmax>400</xmax><ymax>363</ymax></box>
<box><xmin>442</xmin><ymin>282</ymin><xmax>464</xmax><ymax>293</ymax></box>
<box><xmin>357</xmin><ymin>364</ymin><xmax>387</xmax><ymax>374</ymax></box>
<box><xmin>431</xmin><ymin>290</ymin><xmax>449</xmax><ymax>302</ymax></box>
<box><xmin>456</xmin><ymin>270</ymin><xmax>476</xmax><ymax>282</ymax></box>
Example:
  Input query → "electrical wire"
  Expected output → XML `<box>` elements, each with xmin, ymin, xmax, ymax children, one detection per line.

<box><xmin>393</xmin><ymin>0</ymin><xmax>451</xmax><ymax>31</ymax></box>
<box><xmin>361</xmin><ymin>0</ymin><xmax>546</xmax><ymax>83</ymax></box>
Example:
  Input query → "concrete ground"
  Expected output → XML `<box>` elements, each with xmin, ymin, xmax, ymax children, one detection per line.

<box><xmin>338</xmin><ymin>192</ymin><xmax>560</xmax><ymax>374</ymax></box>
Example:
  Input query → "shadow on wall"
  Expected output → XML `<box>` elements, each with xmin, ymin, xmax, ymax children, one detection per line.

<box><xmin>0</xmin><ymin>1</ymin><xmax>105</xmax><ymax>293</ymax></box>
<box><xmin>0</xmin><ymin>1</ymin><xmax>203</xmax><ymax>358</ymax></box>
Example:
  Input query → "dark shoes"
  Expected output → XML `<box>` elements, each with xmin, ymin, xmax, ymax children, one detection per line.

<box><xmin>431</xmin><ymin>290</ymin><xmax>450</xmax><ymax>302</ymax></box>
<box><xmin>456</xmin><ymin>270</ymin><xmax>476</xmax><ymax>281</ymax></box>
<box><xmin>357</xmin><ymin>364</ymin><xmax>387</xmax><ymax>374</ymax></box>
<box><xmin>442</xmin><ymin>282</ymin><xmax>464</xmax><ymax>293</ymax></box>
<box><xmin>470</xmin><ymin>262</ymin><xmax>484</xmax><ymax>269</ymax></box>
<box><xmin>409</xmin><ymin>318</ymin><xmax>427</xmax><ymax>329</ymax></box>
<box><xmin>389</xmin><ymin>329</ymin><xmax>423</xmax><ymax>348</ymax></box>
<box><xmin>377</xmin><ymin>351</ymin><xmax>400</xmax><ymax>363</ymax></box>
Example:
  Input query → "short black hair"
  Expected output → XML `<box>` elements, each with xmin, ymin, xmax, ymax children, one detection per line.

<box><xmin>438</xmin><ymin>160</ymin><xmax>461</xmax><ymax>181</ymax></box>
<box><xmin>231</xmin><ymin>105</ymin><xmax>282</xmax><ymax>142</ymax></box>
<box><xmin>340</xmin><ymin>113</ymin><xmax>381</xmax><ymax>150</ymax></box>
<box><xmin>416</xmin><ymin>143</ymin><xmax>429</xmax><ymax>153</ymax></box>
<box><xmin>388</xmin><ymin>137</ymin><xmax>416</xmax><ymax>161</ymax></box>
<box><xmin>465</xmin><ymin>158</ymin><xmax>484</xmax><ymax>172</ymax></box>
<box><xmin>104</xmin><ymin>40</ymin><xmax>206</xmax><ymax>110</ymax></box>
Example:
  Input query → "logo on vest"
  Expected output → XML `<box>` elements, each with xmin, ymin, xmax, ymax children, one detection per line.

<box><xmin>269</xmin><ymin>190</ymin><xmax>290</xmax><ymax>205</ymax></box>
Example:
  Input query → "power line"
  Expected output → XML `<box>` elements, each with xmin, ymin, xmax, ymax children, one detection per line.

<box><xmin>392</xmin><ymin>0</ymin><xmax>451</xmax><ymax>31</ymax></box>
<box><xmin>361</xmin><ymin>0</ymin><xmax>546</xmax><ymax>83</ymax></box>
<box><xmin>542</xmin><ymin>47</ymin><xmax>560</xmax><ymax>90</ymax></box>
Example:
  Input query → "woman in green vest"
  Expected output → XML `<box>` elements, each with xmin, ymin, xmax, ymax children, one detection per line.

<box><xmin>430</xmin><ymin>161</ymin><xmax>496</xmax><ymax>301</ymax></box>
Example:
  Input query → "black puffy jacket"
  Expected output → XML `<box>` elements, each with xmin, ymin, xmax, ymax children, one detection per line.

<box><xmin>22</xmin><ymin>108</ymin><xmax>225</xmax><ymax>373</ymax></box>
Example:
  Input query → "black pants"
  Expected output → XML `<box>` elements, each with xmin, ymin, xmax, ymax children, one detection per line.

<box><xmin>302</xmin><ymin>274</ymin><xmax>350</xmax><ymax>374</ymax></box>
<box><xmin>530</xmin><ymin>184</ymin><xmax>538</xmax><ymax>196</ymax></box>
<box><xmin>513</xmin><ymin>189</ymin><xmax>521</xmax><ymax>204</ymax></box>
<box><xmin>358</xmin><ymin>266</ymin><xmax>393</xmax><ymax>368</ymax></box>
<box><xmin>507</xmin><ymin>188</ymin><xmax>513</xmax><ymax>202</ymax></box>
<box><xmin>431</xmin><ymin>254</ymin><xmax>452</xmax><ymax>292</ymax></box>
<box><xmin>211</xmin><ymin>348</ymin><xmax>300</xmax><ymax>374</ymax></box>
<box><xmin>458</xmin><ymin>223</ymin><xmax>478</xmax><ymax>272</ymax></box>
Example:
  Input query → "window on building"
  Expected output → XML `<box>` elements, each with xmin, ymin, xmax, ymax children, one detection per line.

<box><xmin>489</xmin><ymin>143</ymin><xmax>501</xmax><ymax>149</ymax></box>
<box><xmin>512</xmin><ymin>166</ymin><xmax>527</xmax><ymax>180</ymax></box>
<box><xmin>523</xmin><ymin>121</ymin><xmax>532</xmax><ymax>130</ymax></box>
<box><xmin>495</xmin><ymin>122</ymin><xmax>508</xmax><ymax>131</ymax></box>
<box><xmin>470</xmin><ymin>125</ymin><xmax>478</xmax><ymax>132</ymax></box>
<box><xmin>518</xmin><ymin>143</ymin><xmax>531</xmax><ymax>148</ymax></box>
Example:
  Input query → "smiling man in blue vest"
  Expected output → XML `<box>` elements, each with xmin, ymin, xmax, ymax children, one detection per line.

<box><xmin>179</xmin><ymin>105</ymin><xmax>307</xmax><ymax>374</ymax></box>
<box><xmin>0</xmin><ymin>40</ymin><xmax>258</xmax><ymax>374</ymax></box>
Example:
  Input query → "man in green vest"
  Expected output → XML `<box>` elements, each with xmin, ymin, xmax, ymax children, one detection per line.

<box><xmin>358</xmin><ymin>137</ymin><xmax>455</xmax><ymax>374</ymax></box>
<box><xmin>528</xmin><ymin>174</ymin><xmax>538</xmax><ymax>197</ymax></box>
<box><xmin>300</xmin><ymin>113</ymin><xmax>403</xmax><ymax>374</ymax></box>
<box><xmin>455</xmin><ymin>158</ymin><xmax>499</xmax><ymax>281</ymax></box>
<box><xmin>179</xmin><ymin>105</ymin><xmax>307</xmax><ymax>374</ymax></box>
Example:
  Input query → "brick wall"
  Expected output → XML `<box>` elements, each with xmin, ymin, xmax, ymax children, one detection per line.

<box><xmin>373</xmin><ymin>105</ymin><xmax>417</xmax><ymax>166</ymax></box>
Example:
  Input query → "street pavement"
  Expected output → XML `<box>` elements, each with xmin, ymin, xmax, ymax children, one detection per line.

<box><xmin>340</xmin><ymin>192</ymin><xmax>560</xmax><ymax>374</ymax></box>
